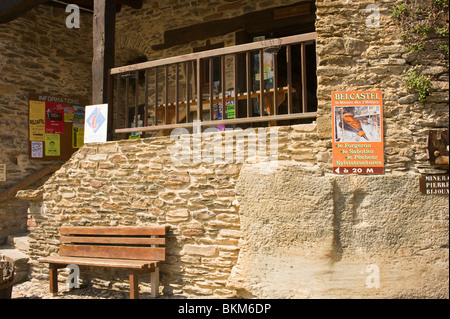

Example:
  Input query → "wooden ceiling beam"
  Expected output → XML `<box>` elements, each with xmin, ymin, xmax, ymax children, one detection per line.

<box><xmin>121</xmin><ymin>0</ymin><xmax>143</xmax><ymax>9</ymax></box>
<box><xmin>0</xmin><ymin>0</ymin><xmax>48</xmax><ymax>24</ymax></box>
<box><xmin>0</xmin><ymin>0</ymin><xmax>143</xmax><ymax>23</ymax></box>
<box><xmin>50</xmin><ymin>0</ymin><xmax>143</xmax><ymax>11</ymax></box>
<box><xmin>152</xmin><ymin>1</ymin><xmax>315</xmax><ymax>51</ymax></box>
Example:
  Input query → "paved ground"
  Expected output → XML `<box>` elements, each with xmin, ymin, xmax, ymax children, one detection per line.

<box><xmin>11</xmin><ymin>279</ymin><xmax>156</xmax><ymax>299</ymax></box>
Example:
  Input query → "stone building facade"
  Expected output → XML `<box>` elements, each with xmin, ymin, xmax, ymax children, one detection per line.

<box><xmin>1</xmin><ymin>0</ymin><xmax>449</xmax><ymax>298</ymax></box>
<box><xmin>0</xmin><ymin>4</ymin><xmax>92</xmax><ymax>241</ymax></box>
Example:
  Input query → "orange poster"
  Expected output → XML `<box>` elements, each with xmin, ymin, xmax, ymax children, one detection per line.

<box><xmin>332</xmin><ymin>91</ymin><xmax>384</xmax><ymax>174</ymax></box>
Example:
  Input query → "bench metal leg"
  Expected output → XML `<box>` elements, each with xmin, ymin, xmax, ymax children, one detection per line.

<box><xmin>150</xmin><ymin>267</ymin><xmax>160</xmax><ymax>298</ymax></box>
<box><xmin>128</xmin><ymin>270</ymin><xmax>139</xmax><ymax>299</ymax></box>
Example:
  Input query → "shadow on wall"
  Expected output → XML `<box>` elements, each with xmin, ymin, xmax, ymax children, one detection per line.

<box><xmin>228</xmin><ymin>161</ymin><xmax>449</xmax><ymax>299</ymax></box>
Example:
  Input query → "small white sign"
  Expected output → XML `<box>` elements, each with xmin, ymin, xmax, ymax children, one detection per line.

<box><xmin>31</xmin><ymin>141</ymin><xmax>43</xmax><ymax>158</ymax></box>
<box><xmin>84</xmin><ymin>104</ymin><xmax>108</xmax><ymax>144</ymax></box>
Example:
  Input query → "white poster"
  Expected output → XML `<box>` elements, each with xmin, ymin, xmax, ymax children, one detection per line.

<box><xmin>31</xmin><ymin>141</ymin><xmax>43</xmax><ymax>158</ymax></box>
<box><xmin>84</xmin><ymin>104</ymin><xmax>108</xmax><ymax>144</ymax></box>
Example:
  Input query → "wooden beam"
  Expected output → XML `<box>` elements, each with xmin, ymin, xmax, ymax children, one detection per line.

<box><xmin>120</xmin><ymin>0</ymin><xmax>143</xmax><ymax>9</ymax></box>
<box><xmin>115</xmin><ymin>112</ymin><xmax>318</xmax><ymax>134</ymax></box>
<box><xmin>47</xmin><ymin>0</ymin><xmax>143</xmax><ymax>12</ymax></box>
<box><xmin>111</xmin><ymin>32</ymin><xmax>317</xmax><ymax>75</ymax></box>
<box><xmin>93</xmin><ymin>0</ymin><xmax>116</xmax><ymax>141</ymax></box>
<box><xmin>0</xmin><ymin>0</ymin><xmax>47</xmax><ymax>24</ymax></box>
<box><xmin>0</xmin><ymin>0</ymin><xmax>141</xmax><ymax>24</ymax></box>
<box><xmin>93</xmin><ymin>0</ymin><xmax>116</xmax><ymax>104</ymax></box>
<box><xmin>273</xmin><ymin>3</ymin><xmax>312</xmax><ymax>19</ymax></box>
<box><xmin>0</xmin><ymin>164</ymin><xmax>61</xmax><ymax>203</ymax></box>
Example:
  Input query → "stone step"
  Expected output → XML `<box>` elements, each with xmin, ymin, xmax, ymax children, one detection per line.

<box><xmin>0</xmin><ymin>233</ymin><xmax>31</xmax><ymax>284</ymax></box>
<box><xmin>0</xmin><ymin>246</ymin><xmax>29</xmax><ymax>284</ymax></box>
<box><xmin>7</xmin><ymin>233</ymin><xmax>30</xmax><ymax>254</ymax></box>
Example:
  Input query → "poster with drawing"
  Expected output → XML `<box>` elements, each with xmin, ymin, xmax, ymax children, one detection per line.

<box><xmin>45</xmin><ymin>102</ymin><xmax>65</xmax><ymax>134</ymax></box>
<box><xmin>31</xmin><ymin>141</ymin><xmax>43</xmax><ymax>158</ymax></box>
<box><xmin>333</xmin><ymin>105</ymin><xmax>382</xmax><ymax>143</ymax></box>
<box><xmin>332</xmin><ymin>91</ymin><xmax>384</xmax><ymax>175</ymax></box>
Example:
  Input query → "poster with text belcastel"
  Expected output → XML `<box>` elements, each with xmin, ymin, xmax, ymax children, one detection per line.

<box><xmin>84</xmin><ymin>104</ymin><xmax>108</xmax><ymax>144</ymax></box>
<box><xmin>332</xmin><ymin>91</ymin><xmax>384</xmax><ymax>175</ymax></box>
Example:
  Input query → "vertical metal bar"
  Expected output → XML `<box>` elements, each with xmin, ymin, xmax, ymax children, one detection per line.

<box><xmin>301</xmin><ymin>42</ymin><xmax>307</xmax><ymax>113</ymax></box>
<box><xmin>144</xmin><ymin>69</ymin><xmax>149</xmax><ymax>127</ymax></box>
<box><xmin>259</xmin><ymin>49</ymin><xmax>264</xmax><ymax>117</ymax></box>
<box><xmin>272</xmin><ymin>52</ymin><xmax>278</xmax><ymax>115</ymax></box>
<box><xmin>154</xmin><ymin>67</ymin><xmax>158</xmax><ymax>126</ymax></box>
<box><xmin>286</xmin><ymin>45</ymin><xmax>293</xmax><ymax>114</ymax></box>
<box><xmin>125</xmin><ymin>76</ymin><xmax>130</xmax><ymax>127</ymax></box>
<box><xmin>221</xmin><ymin>55</ymin><xmax>226</xmax><ymax>120</ymax></box>
<box><xmin>233</xmin><ymin>53</ymin><xmax>238</xmax><ymax>118</ymax></box>
<box><xmin>196</xmin><ymin>58</ymin><xmax>202</xmax><ymax>121</ymax></box>
<box><xmin>175</xmin><ymin>63</ymin><xmax>179</xmax><ymax>124</ymax></box>
<box><xmin>186</xmin><ymin>62</ymin><xmax>190</xmax><ymax>123</ymax></box>
<box><xmin>164</xmin><ymin>65</ymin><xmax>169</xmax><ymax>124</ymax></box>
<box><xmin>209</xmin><ymin>57</ymin><xmax>214</xmax><ymax>121</ymax></box>
<box><xmin>246</xmin><ymin>51</ymin><xmax>251</xmax><ymax>118</ymax></box>
<box><xmin>115</xmin><ymin>74</ymin><xmax>121</xmax><ymax>130</ymax></box>
<box><xmin>135</xmin><ymin>70</ymin><xmax>139</xmax><ymax>129</ymax></box>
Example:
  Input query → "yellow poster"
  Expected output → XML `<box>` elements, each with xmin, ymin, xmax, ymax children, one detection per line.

<box><xmin>29</xmin><ymin>101</ymin><xmax>46</xmax><ymax>141</ymax></box>
<box><xmin>45</xmin><ymin>134</ymin><xmax>60</xmax><ymax>156</ymax></box>
<box><xmin>72</xmin><ymin>126</ymin><xmax>84</xmax><ymax>148</ymax></box>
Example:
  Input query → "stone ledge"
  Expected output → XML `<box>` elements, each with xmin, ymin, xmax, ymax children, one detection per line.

<box><xmin>16</xmin><ymin>187</ymin><xmax>43</xmax><ymax>201</ymax></box>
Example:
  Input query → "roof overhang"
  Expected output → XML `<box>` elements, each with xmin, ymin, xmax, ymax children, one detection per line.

<box><xmin>0</xmin><ymin>0</ymin><xmax>143</xmax><ymax>24</ymax></box>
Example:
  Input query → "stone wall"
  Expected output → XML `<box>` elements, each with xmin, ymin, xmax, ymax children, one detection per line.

<box><xmin>0</xmin><ymin>4</ymin><xmax>92</xmax><ymax>241</ymax></box>
<box><xmin>7</xmin><ymin>0</ymin><xmax>450</xmax><ymax>298</ymax></box>
<box><xmin>24</xmin><ymin>122</ymin><xmax>448</xmax><ymax>298</ymax></box>
<box><xmin>26</xmin><ymin>124</ymin><xmax>323</xmax><ymax>297</ymax></box>
<box><xmin>229</xmin><ymin>164</ymin><xmax>449</xmax><ymax>298</ymax></box>
<box><xmin>113</xmin><ymin>0</ymin><xmax>449</xmax><ymax>175</ymax></box>
<box><xmin>315</xmin><ymin>0</ymin><xmax>449</xmax><ymax>175</ymax></box>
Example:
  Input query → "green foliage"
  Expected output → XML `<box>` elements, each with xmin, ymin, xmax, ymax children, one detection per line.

<box><xmin>436</xmin><ymin>26</ymin><xmax>449</xmax><ymax>37</ymax></box>
<box><xmin>434</xmin><ymin>0</ymin><xmax>449</xmax><ymax>8</ymax></box>
<box><xmin>391</xmin><ymin>0</ymin><xmax>449</xmax><ymax>53</ymax></box>
<box><xmin>403</xmin><ymin>69</ymin><xmax>432</xmax><ymax>104</ymax></box>
<box><xmin>439</xmin><ymin>44</ymin><xmax>449</xmax><ymax>55</ymax></box>
<box><xmin>392</xmin><ymin>1</ymin><xmax>448</xmax><ymax>103</ymax></box>
<box><xmin>408</xmin><ymin>42</ymin><xmax>425</xmax><ymax>52</ymax></box>
<box><xmin>413</xmin><ymin>20</ymin><xmax>432</xmax><ymax>34</ymax></box>
<box><xmin>391</xmin><ymin>3</ymin><xmax>406</xmax><ymax>18</ymax></box>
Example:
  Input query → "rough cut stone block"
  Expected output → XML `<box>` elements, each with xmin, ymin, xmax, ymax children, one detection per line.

<box><xmin>219</xmin><ymin>229</ymin><xmax>242</xmax><ymax>239</ymax></box>
<box><xmin>182</xmin><ymin>244</ymin><xmax>218</xmax><ymax>257</ymax></box>
<box><xmin>167</xmin><ymin>209</ymin><xmax>190</xmax><ymax>222</ymax></box>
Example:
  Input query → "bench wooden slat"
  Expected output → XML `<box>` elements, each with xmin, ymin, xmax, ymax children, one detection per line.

<box><xmin>59</xmin><ymin>236</ymin><xmax>166</xmax><ymax>246</ymax></box>
<box><xmin>38</xmin><ymin>256</ymin><xmax>159</xmax><ymax>269</ymax></box>
<box><xmin>60</xmin><ymin>244</ymin><xmax>166</xmax><ymax>261</ymax></box>
<box><xmin>60</xmin><ymin>226</ymin><xmax>167</xmax><ymax>236</ymax></box>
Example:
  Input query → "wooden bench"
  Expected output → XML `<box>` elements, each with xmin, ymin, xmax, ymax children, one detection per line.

<box><xmin>38</xmin><ymin>225</ymin><xmax>167</xmax><ymax>299</ymax></box>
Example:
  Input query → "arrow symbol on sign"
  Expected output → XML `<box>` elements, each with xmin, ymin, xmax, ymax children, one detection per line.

<box><xmin>335</xmin><ymin>167</ymin><xmax>340</xmax><ymax>174</ymax></box>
